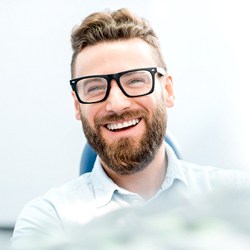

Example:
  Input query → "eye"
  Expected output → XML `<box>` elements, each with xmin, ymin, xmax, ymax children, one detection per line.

<box><xmin>81</xmin><ymin>77</ymin><xmax>107</xmax><ymax>96</ymax></box>
<box><xmin>87</xmin><ymin>84</ymin><xmax>106</xmax><ymax>94</ymax></box>
<box><xmin>126</xmin><ymin>77</ymin><xmax>146</xmax><ymax>86</ymax></box>
<box><xmin>121</xmin><ymin>71</ymin><xmax>151</xmax><ymax>87</ymax></box>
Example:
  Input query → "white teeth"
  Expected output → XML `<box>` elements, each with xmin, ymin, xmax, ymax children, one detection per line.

<box><xmin>106</xmin><ymin>119</ymin><xmax>140</xmax><ymax>131</ymax></box>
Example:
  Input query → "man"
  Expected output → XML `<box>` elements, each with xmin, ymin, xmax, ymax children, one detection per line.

<box><xmin>11</xmin><ymin>8</ymin><xmax>249</xmax><ymax>248</ymax></box>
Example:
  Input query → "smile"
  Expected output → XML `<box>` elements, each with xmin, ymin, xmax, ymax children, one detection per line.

<box><xmin>105</xmin><ymin>118</ymin><xmax>140</xmax><ymax>131</ymax></box>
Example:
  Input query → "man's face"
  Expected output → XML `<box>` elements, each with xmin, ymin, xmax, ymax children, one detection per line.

<box><xmin>72</xmin><ymin>38</ymin><xmax>174</xmax><ymax>175</ymax></box>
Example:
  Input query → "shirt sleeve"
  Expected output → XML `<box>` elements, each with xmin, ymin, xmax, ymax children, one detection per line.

<box><xmin>11</xmin><ymin>196</ymin><xmax>64</xmax><ymax>249</ymax></box>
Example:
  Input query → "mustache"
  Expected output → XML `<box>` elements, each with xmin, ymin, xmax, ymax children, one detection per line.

<box><xmin>95</xmin><ymin>109</ymin><xmax>148</xmax><ymax>126</ymax></box>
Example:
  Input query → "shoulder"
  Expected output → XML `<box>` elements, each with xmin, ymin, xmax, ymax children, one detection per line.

<box><xmin>179</xmin><ymin>160</ymin><xmax>250</xmax><ymax>192</ymax></box>
<box><xmin>165</xmin><ymin>142</ymin><xmax>250</xmax><ymax>193</ymax></box>
<box><xmin>12</xmin><ymin>173</ymin><xmax>96</xmax><ymax>247</ymax></box>
<box><xmin>21</xmin><ymin>173</ymin><xmax>96</xmax><ymax>217</ymax></box>
<box><xmin>49</xmin><ymin>173</ymin><xmax>94</xmax><ymax>197</ymax></box>
<box><xmin>30</xmin><ymin>173</ymin><xmax>95</xmax><ymax>207</ymax></box>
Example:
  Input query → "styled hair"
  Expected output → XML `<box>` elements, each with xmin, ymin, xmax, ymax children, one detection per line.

<box><xmin>70</xmin><ymin>8</ymin><xmax>166</xmax><ymax>77</ymax></box>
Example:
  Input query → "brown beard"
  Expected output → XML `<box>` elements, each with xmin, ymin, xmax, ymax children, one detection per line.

<box><xmin>80</xmin><ymin>98</ymin><xmax>167</xmax><ymax>175</ymax></box>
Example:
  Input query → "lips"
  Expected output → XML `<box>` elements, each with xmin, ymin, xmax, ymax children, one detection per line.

<box><xmin>105</xmin><ymin>118</ymin><xmax>140</xmax><ymax>131</ymax></box>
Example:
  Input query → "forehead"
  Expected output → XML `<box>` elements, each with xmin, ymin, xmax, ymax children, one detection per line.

<box><xmin>74</xmin><ymin>38</ymin><xmax>158</xmax><ymax>77</ymax></box>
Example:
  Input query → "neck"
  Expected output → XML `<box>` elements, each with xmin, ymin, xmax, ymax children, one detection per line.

<box><xmin>102</xmin><ymin>142</ymin><xmax>167</xmax><ymax>200</ymax></box>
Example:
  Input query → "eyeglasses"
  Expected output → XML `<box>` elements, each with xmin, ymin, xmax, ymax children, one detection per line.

<box><xmin>70</xmin><ymin>67</ymin><xmax>166</xmax><ymax>104</ymax></box>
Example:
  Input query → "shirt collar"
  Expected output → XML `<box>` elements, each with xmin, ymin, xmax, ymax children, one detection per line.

<box><xmin>91</xmin><ymin>158</ymin><xmax>119</xmax><ymax>208</ymax></box>
<box><xmin>161</xmin><ymin>142</ymin><xmax>188</xmax><ymax>190</ymax></box>
<box><xmin>91</xmin><ymin>142</ymin><xmax>188</xmax><ymax>207</ymax></box>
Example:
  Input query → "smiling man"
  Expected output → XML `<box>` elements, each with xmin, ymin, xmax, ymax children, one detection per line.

<box><xmin>71</xmin><ymin>37</ymin><xmax>174</xmax><ymax>199</ymax></box>
<box><xmin>12</xmin><ymin>8</ymin><xmax>250</xmax><ymax>248</ymax></box>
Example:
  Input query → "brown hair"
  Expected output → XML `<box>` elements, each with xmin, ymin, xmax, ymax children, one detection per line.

<box><xmin>70</xmin><ymin>8</ymin><xmax>166</xmax><ymax>77</ymax></box>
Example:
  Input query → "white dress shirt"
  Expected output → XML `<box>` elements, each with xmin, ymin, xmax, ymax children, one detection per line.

<box><xmin>11</xmin><ymin>143</ymin><xmax>249</xmax><ymax>248</ymax></box>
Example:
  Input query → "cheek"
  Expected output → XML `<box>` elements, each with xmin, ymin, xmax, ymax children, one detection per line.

<box><xmin>81</xmin><ymin>106</ymin><xmax>100</xmax><ymax>127</ymax></box>
<box><xmin>148</xmin><ymin>88</ymin><xmax>164</xmax><ymax>106</ymax></box>
<box><xmin>135</xmin><ymin>97</ymin><xmax>157</xmax><ymax>118</ymax></box>
<box><xmin>154</xmin><ymin>83</ymin><xmax>168</xmax><ymax>107</ymax></box>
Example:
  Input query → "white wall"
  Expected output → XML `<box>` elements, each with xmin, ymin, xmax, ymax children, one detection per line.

<box><xmin>150</xmin><ymin>0</ymin><xmax>250</xmax><ymax>170</ymax></box>
<box><xmin>0</xmin><ymin>0</ymin><xmax>249</xmax><ymax>225</ymax></box>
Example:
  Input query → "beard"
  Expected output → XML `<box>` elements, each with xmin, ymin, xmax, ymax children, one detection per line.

<box><xmin>79</xmin><ymin>98</ymin><xmax>167</xmax><ymax>175</ymax></box>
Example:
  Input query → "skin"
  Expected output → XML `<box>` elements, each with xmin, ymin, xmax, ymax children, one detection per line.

<box><xmin>72</xmin><ymin>38</ymin><xmax>175</xmax><ymax>199</ymax></box>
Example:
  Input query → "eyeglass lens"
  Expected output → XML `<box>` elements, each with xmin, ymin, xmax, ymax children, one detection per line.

<box><xmin>76</xmin><ymin>70</ymin><xmax>153</xmax><ymax>103</ymax></box>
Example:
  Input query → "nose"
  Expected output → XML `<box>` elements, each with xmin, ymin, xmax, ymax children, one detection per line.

<box><xmin>105</xmin><ymin>80</ymin><xmax>132</xmax><ymax>114</ymax></box>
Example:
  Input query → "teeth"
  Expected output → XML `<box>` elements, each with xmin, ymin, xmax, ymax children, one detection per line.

<box><xmin>106</xmin><ymin>119</ymin><xmax>140</xmax><ymax>131</ymax></box>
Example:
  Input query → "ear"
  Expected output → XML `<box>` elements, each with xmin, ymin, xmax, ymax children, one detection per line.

<box><xmin>71</xmin><ymin>91</ymin><xmax>81</xmax><ymax>120</ymax></box>
<box><xmin>163</xmin><ymin>75</ymin><xmax>175</xmax><ymax>108</ymax></box>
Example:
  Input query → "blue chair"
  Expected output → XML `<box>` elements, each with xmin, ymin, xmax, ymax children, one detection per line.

<box><xmin>80</xmin><ymin>133</ymin><xmax>181</xmax><ymax>175</ymax></box>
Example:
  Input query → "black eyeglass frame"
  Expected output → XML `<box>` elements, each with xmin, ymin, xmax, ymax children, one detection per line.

<box><xmin>70</xmin><ymin>67</ymin><xmax>166</xmax><ymax>104</ymax></box>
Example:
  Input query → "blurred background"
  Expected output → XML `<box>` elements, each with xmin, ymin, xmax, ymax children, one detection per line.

<box><xmin>0</xmin><ymin>0</ymin><xmax>250</xmax><ymax>245</ymax></box>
